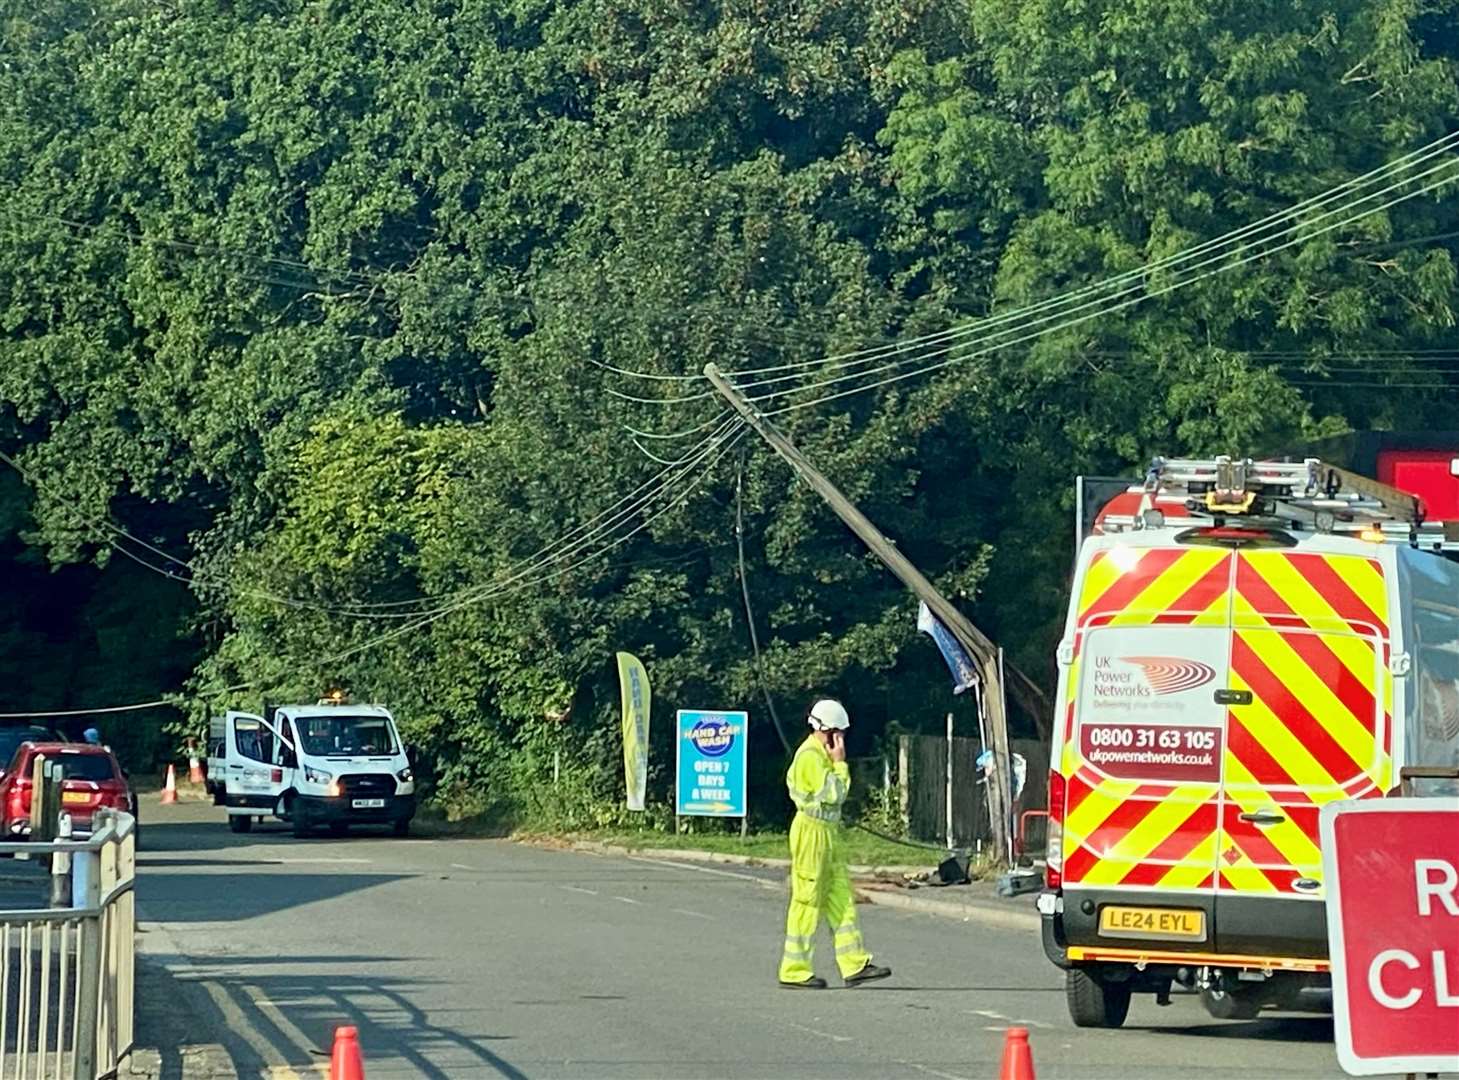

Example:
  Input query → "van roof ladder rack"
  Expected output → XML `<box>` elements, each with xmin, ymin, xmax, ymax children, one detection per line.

<box><xmin>1103</xmin><ymin>455</ymin><xmax>1458</xmax><ymax>555</ymax></box>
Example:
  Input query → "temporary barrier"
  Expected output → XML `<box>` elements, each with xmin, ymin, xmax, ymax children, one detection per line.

<box><xmin>0</xmin><ymin>809</ymin><xmax>135</xmax><ymax>1078</ymax></box>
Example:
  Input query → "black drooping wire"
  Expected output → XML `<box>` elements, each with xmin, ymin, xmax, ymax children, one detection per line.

<box><xmin>734</xmin><ymin>448</ymin><xmax>950</xmax><ymax>855</ymax></box>
<box><xmin>734</xmin><ymin>450</ymin><xmax>792</xmax><ymax>757</ymax></box>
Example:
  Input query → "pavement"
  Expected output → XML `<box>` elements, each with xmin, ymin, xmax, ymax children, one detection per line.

<box><xmin>129</xmin><ymin>796</ymin><xmax>1363</xmax><ymax>1079</ymax></box>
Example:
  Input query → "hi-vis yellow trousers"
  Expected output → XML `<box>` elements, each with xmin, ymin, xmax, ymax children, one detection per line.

<box><xmin>777</xmin><ymin>812</ymin><xmax>872</xmax><ymax>983</ymax></box>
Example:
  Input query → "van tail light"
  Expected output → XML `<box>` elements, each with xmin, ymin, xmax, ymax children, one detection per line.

<box><xmin>1045</xmin><ymin>770</ymin><xmax>1066</xmax><ymax>891</ymax></box>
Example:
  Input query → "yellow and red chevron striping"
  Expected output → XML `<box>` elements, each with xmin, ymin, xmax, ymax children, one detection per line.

<box><xmin>1115</xmin><ymin>800</ymin><xmax>1220</xmax><ymax>888</ymax></box>
<box><xmin>1227</xmin><ymin>638</ymin><xmax>1378</xmax><ymax>787</ymax></box>
<box><xmin>1079</xmin><ymin>549</ymin><xmax>1231</xmax><ymax>628</ymax></box>
<box><xmin>1061</xmin><ymin>543</ymin><xmax>1393</xmax><ymax>898</ymax></box>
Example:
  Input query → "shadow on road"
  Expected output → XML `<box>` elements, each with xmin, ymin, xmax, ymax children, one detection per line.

<box><xmin>1131</xmin><ymin>1016</ymin><xmax>1336</xmax><ymax>1043</ymax></box>
<box><xmin>861</xmin><ymin>985</ymin><xmax>1064</xmax><ymax>994</ymax></box>
<box><xmin>136</xmin><ymin>952</ymin><xmax>528</xmax><ymax>1079</ymax></box>
<box><xmin>138</xmin><ymin>869</ymin><xmax>412</xmax><ymax>923</ymax></box>
<box><xmin>136</xmin><ymin>818</ymin><xmax>415</xmax><ymax>854</ymax></box>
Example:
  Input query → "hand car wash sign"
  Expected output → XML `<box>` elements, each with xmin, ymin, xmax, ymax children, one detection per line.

<box><xmin>675</xmin><ymin>710</ymin><xmax>747</xmax><ymax>817</ymax></box>
<box><xmin>1320</xmin><ymin>798</ymin><xmax>1459</xmax><ymax>1076</ymax></box>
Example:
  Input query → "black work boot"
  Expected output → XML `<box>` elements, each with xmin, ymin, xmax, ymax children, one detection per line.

<box><xmin>844</xmin><ymin>962</ymin><xmax>892</xmax><ymax>986</ymax></box>
<box><xmin>778</xmin><ymin>976</ymin><xmax>828</xmax><ymax>990</ymax></box>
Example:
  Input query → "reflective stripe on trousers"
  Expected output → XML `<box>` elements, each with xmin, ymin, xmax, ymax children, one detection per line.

<box><xmin>792</xmin><ymin>804</ymin><xmax>841</xmax><ymax>824</ymax></box>
<box><xmin>777</xmin><ymin>812</ymin><xmax>873</xmax><ymax>983</ymax></box>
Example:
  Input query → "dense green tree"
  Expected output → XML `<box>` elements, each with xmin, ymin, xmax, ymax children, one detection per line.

<box><xmin>0</xmin><ymin>0</ymin><xmax>1454</xmax><ymax>815</ymax></box>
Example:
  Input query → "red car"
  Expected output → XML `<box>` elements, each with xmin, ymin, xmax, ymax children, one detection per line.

<box><xmin>1</xmin><ymin>742</ymin><xmax>135</xmax><ymax>840</ymax></box>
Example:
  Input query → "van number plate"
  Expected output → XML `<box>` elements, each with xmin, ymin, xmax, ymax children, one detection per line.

<box><xmin>1099</xmin><ymin>906</ymin><xmax>1205</xmax><ymax>940</ymax></box>
<box><xmin>351</xmin><ymin>798</ymin><xmax>385</xmax><ymax>809</ymax></box>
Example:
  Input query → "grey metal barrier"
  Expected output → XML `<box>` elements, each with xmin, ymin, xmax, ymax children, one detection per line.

<box><xmin>0</xmin><ymin>809</ymin><xmax>135</xmax><ymax>1079</ymax></box>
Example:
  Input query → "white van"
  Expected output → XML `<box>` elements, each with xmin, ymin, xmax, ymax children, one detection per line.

<box><xmin>214</xmin><ymin>702</ymin><xmax>416</xmax><ymax>838</ymax></box>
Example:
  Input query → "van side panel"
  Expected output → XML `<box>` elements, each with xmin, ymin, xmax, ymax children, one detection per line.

<box><xmin>1398</xmin><ymin>546</ymin><xmax>1459</xmax><ymax>796</ymax></box>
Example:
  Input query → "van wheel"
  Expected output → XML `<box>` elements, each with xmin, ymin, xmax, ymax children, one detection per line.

<box><xmin>292</xmin><ymin>808</ymin><xmax>312</xmax><ymax>839</ymax></box>
<box><xmin>228</xmin><ymin>815</ymin><xmax>252</xmax><ymax>834</ymax></box>
<box><xmin>328</xmin><ymin>822</ymin><xmax>348</xmax><ymax>837</ymax></box>
<box><xmin>1066</xmin><ymin>969</ymin><xmax>1132</xmax><ymax>1028</ymax></box>
<box><xmin>1200</xmin><ymin>984</ymin><xmax>1262</xmax><ymax>1020</ymax></box>
<box><xmin>393</xmin><ymin>818</ymin><xmax>411</xmax><ymax>838</ymax></box>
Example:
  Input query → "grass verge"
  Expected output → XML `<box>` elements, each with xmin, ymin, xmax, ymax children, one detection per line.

<box><xmin>544</xmin><ymin>826</ymin><xmax>964</xmax><ymax>871</ymax></box>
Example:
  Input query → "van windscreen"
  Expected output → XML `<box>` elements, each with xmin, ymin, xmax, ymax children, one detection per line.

<box><xmin>297</xmin><ymin>715</ymin><xmax>397</xmax><ymax>757</ymax></box>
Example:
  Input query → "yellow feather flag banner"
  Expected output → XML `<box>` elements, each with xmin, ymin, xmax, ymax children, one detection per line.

<box><xmin>616</xmin><ymin>652</ymin><xmax>650</xmax><ymax>811</ymax></box>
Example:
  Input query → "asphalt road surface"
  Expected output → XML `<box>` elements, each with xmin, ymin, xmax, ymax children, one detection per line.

<box><xmin>134</xmin><ymin>798</ymin><xmax>1358</xmax><ymax>1079</ymax></box>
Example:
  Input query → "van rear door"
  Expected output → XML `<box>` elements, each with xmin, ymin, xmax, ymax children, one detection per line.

<box><xmin>1070</xmin><ymin>625</ymin><xmax>1228</xmax><ymax>895</ymax></box>
<box><xmin>1215</xmin><ymin>550</ymin><xmax>1391</xmax><ymax>954</ymax></box>
<box><xmin>1063</xmin><ymin>546</ymin><xmax>1235</xmax><ymax>913</ymax></box>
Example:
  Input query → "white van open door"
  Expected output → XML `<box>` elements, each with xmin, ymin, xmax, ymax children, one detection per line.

<box><xmin>223</xmin><ymin>711</ymin><xmax>294</xmax><ymax>833</ymax></box>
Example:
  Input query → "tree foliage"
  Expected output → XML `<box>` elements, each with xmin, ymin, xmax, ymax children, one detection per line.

<box><xmin>0</xmin><ymin>0</ymin><xmax>1455</xmax><ymax>813</ymax></box>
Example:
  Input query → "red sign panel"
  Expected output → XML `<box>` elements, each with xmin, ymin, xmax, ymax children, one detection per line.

<box><xmin>1078</xmin><ymin>722</ymin><xmax>1222</xmax><ymax>782</ymax></box>
<box><xmin>1320</xmin><ymin>799</ymin><xmax>1459</xmax><ymax>1076</ymax></box>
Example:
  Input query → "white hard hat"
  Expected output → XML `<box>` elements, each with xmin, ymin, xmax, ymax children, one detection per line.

<box><xmin>808</xmin><ymin>699</ymin><xmax>850</xmax><ymax>731</ymax></box>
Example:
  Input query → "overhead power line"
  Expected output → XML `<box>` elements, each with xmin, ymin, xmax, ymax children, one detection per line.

<box><xmin>0</xmin><ymin>419</ymin><xmax>746</xmax><ymax>718</ymax></box>
<box><xmin>724</xmin><ymin>130</ymin><xmax>1459</xmax><ymax>385</ymax></box>
<box><xmin>0</xmin><ymin>410</ymin><xmax>739</xmax><ymax>620</ymax></box>
<box><xmin>749</xmin><ymin>149</ymin><xmax>1459</xmax><ymax>417</ymax></box>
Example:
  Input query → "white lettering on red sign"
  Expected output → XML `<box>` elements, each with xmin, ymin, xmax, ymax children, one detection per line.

<box><xmin>1364</xmin><ymin>860</ymin><xmax>1459</xmax><ymax>1014</ymax></box>
<box><xmin>1323</xmin><ymin>800</ymin><xmax>1459</xmax><ymax>1076</ymax></box>
<box><xmin>1415</xmin><ymin>859</ymin><xmax>1459</xmax><ymax>917</ymax></box>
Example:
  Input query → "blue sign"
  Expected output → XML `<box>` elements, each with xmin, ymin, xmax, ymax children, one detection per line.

<box><xmin>675</xmin><ymin>709</ymin><xmax>748</xmax><ymax>817</ymax></box>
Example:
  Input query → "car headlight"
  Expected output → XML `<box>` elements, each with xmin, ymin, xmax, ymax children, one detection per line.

<box><xmin>304</xmin><ymin>766</ymin><xmax>333</xmax><ymax>785</ymax></box>
<box><xmin>396</xmin><ymin>767</ymin><xmax>413</xmax><ymax>783</ymax></box>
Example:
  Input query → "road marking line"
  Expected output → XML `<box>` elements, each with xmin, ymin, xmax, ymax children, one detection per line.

<box><xmin>788</xmin><ymin>1021</ymin><xmax>852</xmax><ymax>1044</ymax></box>
<box><xmin>969</xmin><ymin>1008</ymin><xmax>1010</xmax><ymax>1021</ymax></box>
<box><xmin>559</xmin><ymin>885</ymin><xmax>598</xmax><ymax>896</ymax></box>
<box><xmin>274</xmin><ymin>857</ymin><xmax>373</xmax><ymax>865</ymax></box>
<box><xmin>449</xmin><ymin>863</ymin><xmax>477</xmax><ymax>871</ymax></box>
<box><xmin>671</xmin><ymin>908</ymin><xmax>712</xmax><ymax>920</ymax></box>
<box><xmin>902</xmin><ymin>1063</ymin><xmax>973</xmax><ymax>1080</ymax></box>
<box><xmin>626</xmin><ymin>854</ymin><xmax>779</xmax><ymax>889</ymax></box>
<box><xmin>193</xmin><ymin>979</ymin><xmax>312</xmax><ymax>1076</ymax></box>
<box><xmin>244</xmin><ymin>981</ymin><xmax>326</xmax><ymax>1063</ymax></box>
<box><xmin>613</xmin><ymin>896</ymin><xmax>641</xmax><ymax>905</ymax></box>
<box><xmin>137</xmin><ymin>911</ymin><xmax>318</xmax><ymax>1077</ymax></box>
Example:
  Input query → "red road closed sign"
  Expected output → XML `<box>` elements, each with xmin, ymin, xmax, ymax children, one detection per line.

<box><xmin>1320</xmin><ymin>798</ymin><xmax>1459</xmax><ymax>1076</ymax></box>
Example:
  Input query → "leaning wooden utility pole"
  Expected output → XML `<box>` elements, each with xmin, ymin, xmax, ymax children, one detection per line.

<box><xmin>703</xmin><ymin>363</ymin><xmax>1015</xmax><ymax>863</ymax></box>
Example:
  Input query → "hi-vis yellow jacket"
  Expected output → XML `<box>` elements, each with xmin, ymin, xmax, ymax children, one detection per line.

<box><xmin>787</xmin><ymin>735</ymin><xmax>850</xmax><ymax>824</ymax></box>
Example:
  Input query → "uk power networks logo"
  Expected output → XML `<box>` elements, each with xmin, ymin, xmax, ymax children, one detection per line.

<box><xmin>1121</xmin><ymin>657</ymin><xmax>1217</xmax><ymax>696</ymax></box>
<box><xmin>688</xmin><ymin>718</ymin><xmax>737</xmax><ymax>757</ymax></box>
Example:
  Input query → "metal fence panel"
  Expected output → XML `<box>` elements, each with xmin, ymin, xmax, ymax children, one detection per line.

<box><xmin>0</xmin><ymin>812</ymin><xmax>135</xmax><ymax>1079</ymax></box>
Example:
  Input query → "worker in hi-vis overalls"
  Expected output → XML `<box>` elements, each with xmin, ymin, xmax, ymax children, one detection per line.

<box><xmin>777</xmin><ymin>698</ymin><xmax>892</xmax><ymax>989</ymax></box>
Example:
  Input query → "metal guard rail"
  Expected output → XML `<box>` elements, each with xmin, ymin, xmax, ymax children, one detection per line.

<box><xmin>0</xmin><ymin>810</ymin><xmax>136</xmax><ymax>1079</ymax></box>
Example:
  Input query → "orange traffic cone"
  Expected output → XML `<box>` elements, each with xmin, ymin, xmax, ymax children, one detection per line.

<box><xmin>330</xmin><ymin>1025</ymin><xmax>365</xmax><ymax>1080</ymax></box>
<box><xmin>160</xmin><ymin>765</ymin><xmax>177</xmax><ymax>805</ymax></box>
<box><xmin>189</xmin><ymin>754</ymin><xmax>204</xmax><ymax>785</ymax></box>
<box><xmin>998</xmin><ymin>1026</ymin><xmax>1035</xmax><ymax>1080</ymax></box>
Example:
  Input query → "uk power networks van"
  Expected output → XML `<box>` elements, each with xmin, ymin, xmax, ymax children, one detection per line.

<box><xmin>214</xmin><ymin>697</ymin><xmax>416</xmax><ymax>838</ymax></box>
<box><xmin>1041</xmin><ymin>454</ymin><xmax>1459</xmax><ymax>1027</ymax></box>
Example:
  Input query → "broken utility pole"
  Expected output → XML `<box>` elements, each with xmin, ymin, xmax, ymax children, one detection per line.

<box><xmin>703</xmin><ymin>362</ymin><xmax>1016</xmax><ymax>863</ymax></box>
